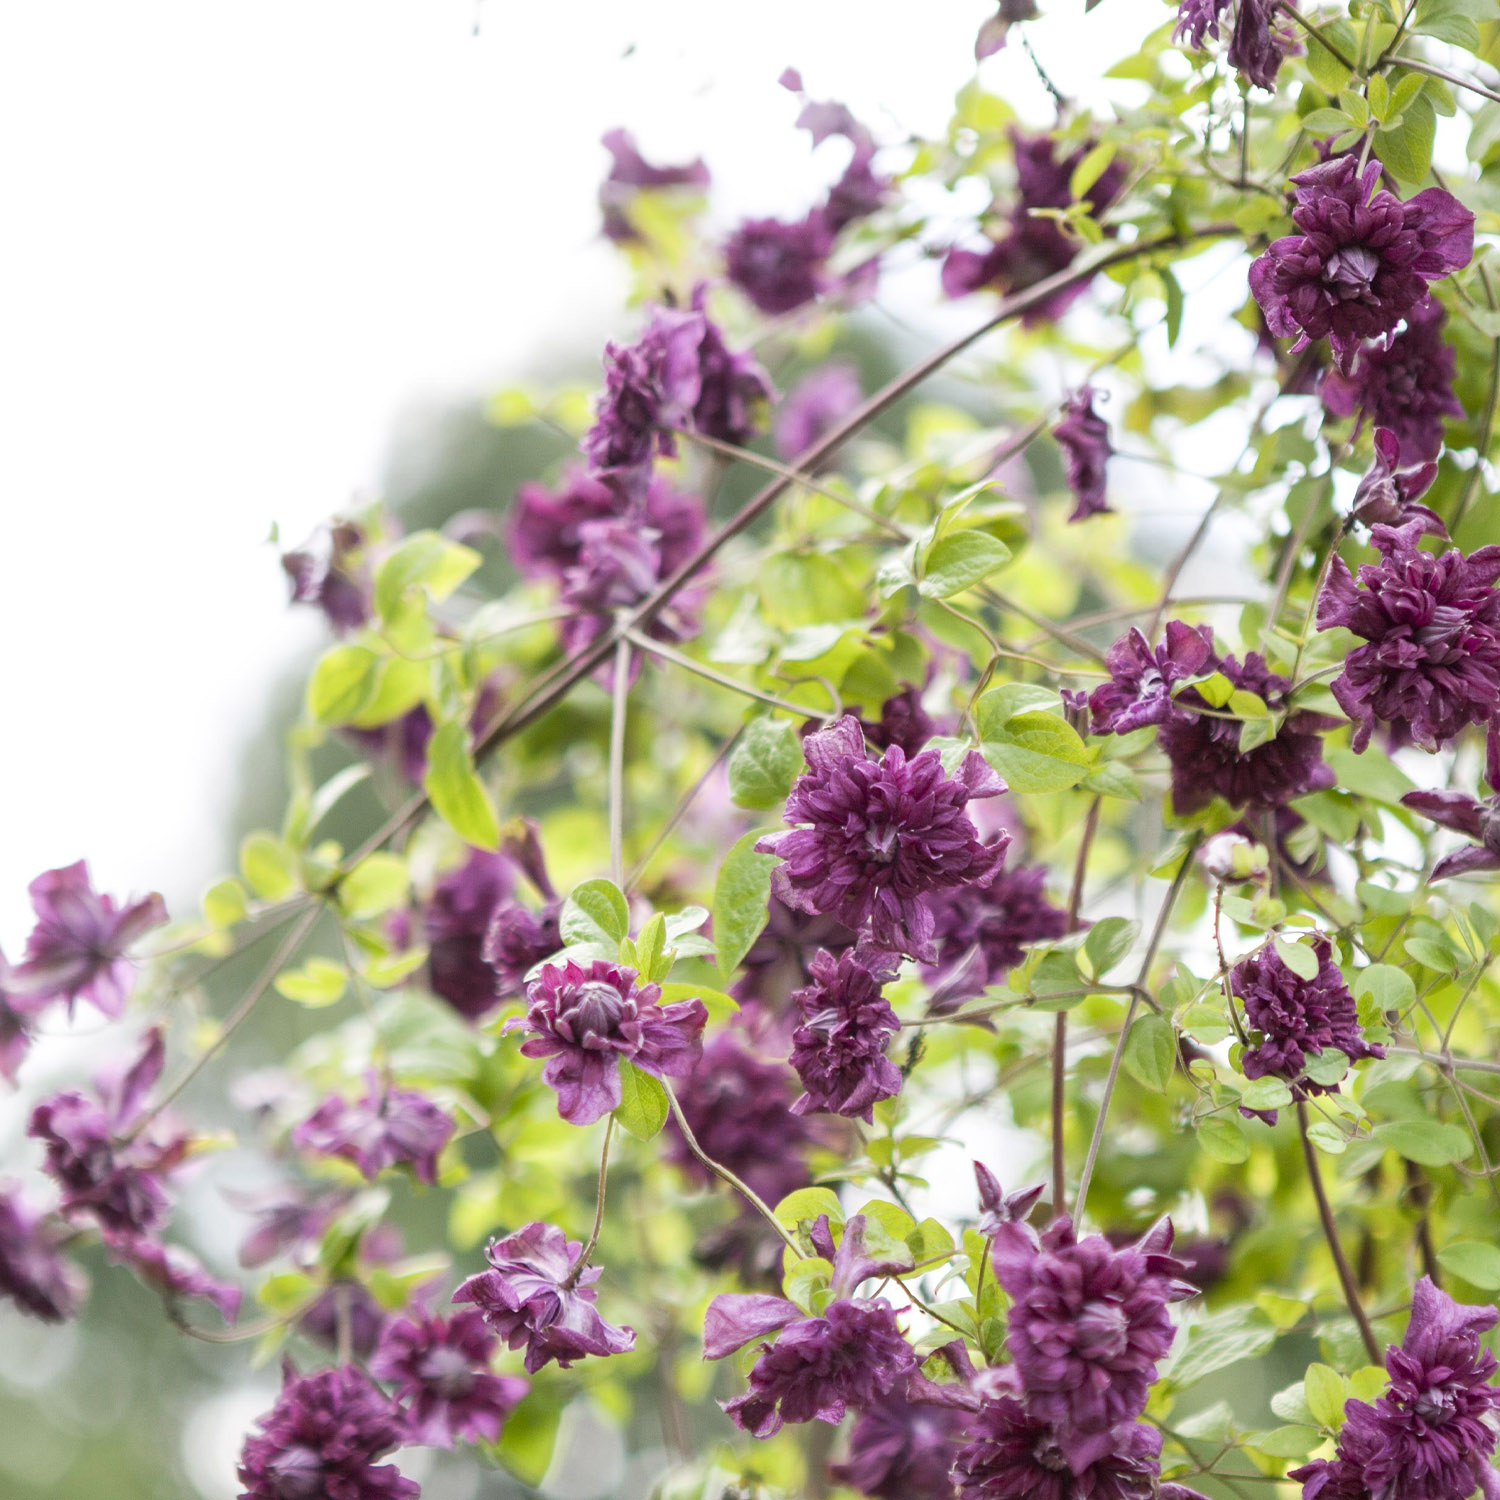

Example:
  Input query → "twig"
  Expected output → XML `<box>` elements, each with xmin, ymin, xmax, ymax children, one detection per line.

<box><xmin>1053</xmin><ymin>797</ymin><xmax>1102</xmax><ymax>1220</ymax></box>
<box><xmin>564</xmin><ymin>1117</ymin><xmax>615</xmax><ymax>1289</ymax></box>
<box><xmin>609</xmin><ymin>635</ymin><xmax>632</xmax><ymax>887</ymax></box>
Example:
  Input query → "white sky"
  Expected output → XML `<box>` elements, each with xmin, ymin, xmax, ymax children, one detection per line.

<box><xmin>0</xmin><ymin>0</ymin><xmax>1164</xmax><ymax>946</ymax></box>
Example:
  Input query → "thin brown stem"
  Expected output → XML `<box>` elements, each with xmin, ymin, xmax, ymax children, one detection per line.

<box><xmin>608</xmin><ymin>635</ymin><xmax>632</xmax><ymax>887</ymax></box>
<box><xmin>564</xmin><ymin>1117</ymin><xmax>615</xmax><ymax>1290</ymax></box>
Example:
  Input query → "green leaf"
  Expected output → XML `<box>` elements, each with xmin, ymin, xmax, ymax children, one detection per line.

<box><xmin>1352</xmin><ymin>963</ymin><xmax>1415</xmax><ymax>1010</ymax></box>
<box><xmin>974</xmin><ymin>683</ymin><xmax>1064</xmax><ymax>737</ymax></box>
<box><xmin>365</xmin><ymin>946</ymin><xmax>429</xmax><ymax>988</ymax></box>
<box><xmin>1082</xmin><ymin>917</ymin><xmax>1138</xmax><ymax>979</ymax></box>
<box><xmin>561</xmin><ymin>879</ymin><xmax>631</xmax><ymax>948</ymax></box>
<box><xmin>1327</xmin><ymin>747</ymin><xmax>1414</xmax><ymax>804</ymax></box>
<box><xmin>306</xmin><ymin>645</ymin><xmax>380</xmax><ymax>725</ymax></box>
<box><xmin>1198</xmin><ymin>1114</ymin><xmax>1251</xmax><ymax>1163</ymax></box>
<box><xmin>1404</xmin><ymin>937</ymin><xmax>1458</xmax><ymax>974</ymax></box>
<box><xmin>1303</xmin><ymin>1048</ymin><xmax>1351</xmax><ymax>1087</ymax></box>
<box><xmin>906</xmin><ymin>1218</ymin><xmax>956</xmax><ymax>1263</ymax></box>
<box><xmin>782</xmin><ymin>1256</ymin><xmax>835</xmax><ymax>1313</ymax></box>
<box><xmin>713</xmin><ymin>831</ymin><xmax>778</xmax><ymax>981</ymax></box>
<box><xmin>1437</xmin><ymin>1241</ymin><xmax>1500</xmax><ymax>1290</ymax></box>
<box><xmin>492</xmin><ymin>1392</ymin><xmax>562</xmax><ymax>1486</ymax></box>
<box><xmin>1122</xmin><ymin>1014</ymin><xmax>1175</xmax><ymax>1092</ymax></box>
<box><xmin>728</xmin><ymin>717</ymin><xmax>804</xmax><ymax>810</ymax></box>
<box><xmin>240</xmin><ymin>832</ymin><xmax>300</xmax><ymax>901</ymax></box>
<box><xmin>1306</xmin><ymin>1120</ymin><xmax>1349</xmax><ymax>1154</ymax></box>
<box><xmin>1271</xmin><ymin>1379</ymin><xmax>1316</xmax><ymax>1425</ymax></box>
<box><xmin>1166</xmin><ymin>1305</ymin><xmax>1276</xmax><ymax>1385</ymax></box>
<box><xmin>274</xmin><ymin>958</ymin><xmax>348</xmax><ymax>1008</ymax></box>
<box><xmin>775</xmin><ymin>1187</ymin><xmax>845</xmax><ymax>1228</ymax></box>
<box><xmin>422</xmin><ymin>721</ymin><xmax>499</xmax><ymax>851</ymax></box>
<box><xmin>338</xmin><ymin>853</ymin><xmax>410</xmax><ymax>920</ymax></box>
<box><xmin>981</xmin><ymin>711</ymin><xmax>1090</xmax><ymax>793</ymax></box>
<box><xmin>1374</xmin><ymin>94</ymin><xmax>1436</xmax><ymax>186</ymax></box>
<box><xmin>634</xmin><ymin>913</ymin><xmax>668</xmax><ymax>982</ymax></box>
<box><xmin>917</xmin><ymin>529</ymin><xmax>1012</xmax><ymax>598</ymax></box>
<box><xmin>613</xmin><ymin>1059</ymin><xmax>669</xmax><ymax>1140</ymax></box>
<box><xmin>1240</xmin><ymin>1076</ymin><xmax>1294</xmax><ymax>1112</ymax></box>
<box><xmin>373</xmin><ymin>531</ymin><xmax>482</xmax><ymax>622</ymax></box>
<box><xmin>202</xmin><ymin>878</ymin><xmax>248</xmax><ymax>929</ymax></box>
<box><xmin>1068</xmin><ymin>141</ymin><xmax>1117</xmax><ymax>202</ymax></box>
<box><xmin>1250</xmin><ymin>1426</ymin><xmax>1322</xmax><ymax>1459</ymax></box>
<box><xmin>1414</xmin><ymin>0</ymin><xmax>1482</xmax><ymax>48</ymax></box>
<box><xmin>1304</xmin><ymin>1363</ymin><xmax>1347</xmax><ymax>1429</ymax></box>
<box><xmin>1273</xmin><ymin>936</ymin><xmax>1321</xmax><ymax>982</ymax></box>
<box><xmin>657</xmin><ymin>981</ymin><xmax>739</xmax><ymax>1022</ymax></box>
<box><xmin>1372</xmin><ymin>1119</ymin><xmax>1473</xmax><ymax>1166</ymax></box>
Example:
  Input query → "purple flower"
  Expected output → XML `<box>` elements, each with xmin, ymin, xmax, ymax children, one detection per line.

<box><xmin>1088</xmin><ymin>622</ymin><xmax>1217</xmax><ymax>735</ymax></box>
<box><xmin>293</xmin><ymin>1084</ymin><xmax>454</xmax><ymax>1185</ymax></box>
<box><xmin>733</xmin><ymin>897</ymin><xmax>859</xmax><ymax>1010</ymax></box>
<box><xmin>726</xmin><ymin>213</ymin><xmax>833</xmax><ymax>315</ymax></box>
<box><xmin>973</xmin><ymin>1162</ymin><xmax>1045</xmax><ymax>1239</ymax></box>
<box><xmin>558</xmin><ymin>517</ymin><xmax>703</xmax><ymax>653</ymax></box>
<box><xmin>102</xmin><ymin>1231</ymin><xmax>242</xmax><ymax>1321</ymax></box>
<box><xmin>861</xmin><ymin>685</ymin><xmax>939</xmax><ymax>756</ymax></box>
<box><xmin>372</xmin><ymin>1309</ymin><xmax>528</xmax><ymax>1448</ymax></box>
<box><xmin>237</xmin><ymin>1363</ymin><xmax>417</xmax><ymax>1500</ymax></box>
<box><xmin>1249</xmin><ymin>156</ymin><xmax>1473</xmax><ymax>367</ymax></box>
<box><xmin>1317</xmin><ymin>521</ymin><xmax>1500</xmax><ymax>752</ymax></box>
<box><xmin>974</xmin><ymin>0</ymin><xmax>1039</xmax><ymax>58</ymax></box>
<box><xmin>787</xmin><ymin>947</ymin><xmax>903</xmax><ymax>1122</ymax></box>
<box><xmin>1322</xmin><ymin>296</ymin><xmax>1463</xmax><ymax>464</ymax></box>
<box><xmin>233</xmin><ymin>1184</ymin><xmax>355</xmax><ymax>1270</ymax></box>
<box><xmin>482</xmin><ymin>901</ymin><xmax>563</xmax><ymax>997</ymax></box>
<box><xmin>421</xmin><ymin>851</ymin><xmax>510</xmax><ymax>1022</ymax></box>
<box><xmin>0</xmin><ymin>947</ymin><xmax>44</xmax><ymax>1085</ymax></box>
<box><xmin>1231</xmin><ymin>936</ymin><xmax>1383</xmax><ymax>1119</ymax></box>
<box><xmin>1292</xmin><ymin>1277</ymin><xmax>1500</xmax><ymax>1500</ymax></box>
<box><xmin>942</xmin><ymin>131</ymin><xmax>1127</xmax><ymax>323</ymax></box>
<box><xmin>583</xmin><ymin>289</ymin><xmax>773</xmax><ymax>481</ymax></box>
<box><xmin>1176</xmin><ymin>0</ymin><xmax>1299</xmax><ymax>90</ymax></box>
<box><xmin>1402</xmin><ymin>720</ymin><xmax>1500</xmax><ymax>880</ymax></box>
<box><xmin>11</xmin><ymin>860</ymin><xmax>167</xmax><ymax>1018</ymax></box>
<box><xmin>452</xmin><ymin>1220</ymin><xmax>636</xmax><ymax>1373</ymax></box>
<box><xmin>773</xmin><ymin>362</ymin><xmax>862</xmax><ymax>462</ymax></box>
<box><xmin>300</xmin><ymin>1282</ymin><xmax>390</xmax><ymax>1361</ymax></box>
<box><xmin>1054</xmin><ymin>387</ymin><xmax>1113</xmax><ymax>521</ymax></box>
<box><xmin>951</xmin><ymin>1399</ymin><xmax>1168</xmax><ymax>1500</ymax></box>
<box><xmin>704</xmin><ymin>1215</ymin><xmax>917</xmax><ymax>1437</ymax></box>
<box><xmin>508</xmin><ymin>960</ymin><xmax>706</xmax><ymax>1126</ymax></box>
<box><xmin>757</xmin><ymin>715</ymin><xmax>1007</xmax><ymax>962</ymax></box>
<box><xmin>598</xmin><ymin>128</ymin><xmax>709</xmax><ymax>245</ymax></box>
<box><xmin>281</xmin><ymin>521</ymin><xmax>373</xmax><ymax>635</ymax></box>
<box><xmin>0</xmin><ymin>1186</ymin><xmax>86</xmax><ymax>1322</ymax></box>
<box><xmin>29</xmin><ymin>1027</ymin><xmax>189</xmax><ymax>1235</ymax></box>
<box><xmin>989</xmin><ymin>1214</ymin><xmax>1195</xmax><ymax>1438</ymax></box>
<box><xmin>831</xmin><ymin>1393</ymin><xmax>966</xmax><ymax>1500</ymax></box>
<box><xmin>1156</xmin><ymin>647</ymin><xmax>1338</xmax><ymax>814</ymax></box>
<box><xmin>1349</xmin><ymin>427</ymin><xmax>1444</xmax><ymax>536</ymax></box>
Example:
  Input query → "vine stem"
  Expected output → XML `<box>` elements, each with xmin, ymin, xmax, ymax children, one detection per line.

<box><xmin>1297</xmin><ymin>1100</ymin><xmax>1382</xmax><ymax>1363</ymax></box>
<box><xmin>563</xmin><ymin>1116</ymin><xmax>615</xmax><ymax>1290</ymax></box>
<box><xmin>663</xmin><ymin>1080</ymin><xmax>801</xmax><ymax>1254</ymax></box>
<box><xmin>608</xmin><ymin>635</ymin><xmax>632</xmax><ymax>888</ymax></box>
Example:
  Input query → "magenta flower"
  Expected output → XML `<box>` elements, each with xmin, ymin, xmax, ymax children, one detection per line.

<box><xmin>0</xmin><ymin>1187</ymin><xmax>87</xmax><ymax>1322</ymax></box>
<box><xmin>29</xmin><ymin>1027</ymin><xmax>189</xmax><ymax>1235</ymax></box>
<box><xmin>372</xmin><ymin>1309</ymin><xmax>528</xmax><ymax>1448</ymax></box>
<box><xmin>1292</xmin><ymin>1278</ymin><xmax>1500</xmax><ymax>1500</ymax></box>
<box><xmin>598</xmin><ymin>128</ymin><xmax>709</xmax><ymax>245</ymax></box>
<box><xmin>558</xmin><ymin>516</ymin><xmax>703</xmax><ymax>653</ymax></box>
<box><xmin>508</xmin><ymin>959</ymin><xmax>706</xmax><ymax>1126</ymax></box>
<box><xmin>704</xmin><ymin>1215</ymin><xmax>917</xmax><ymax>1438</ymax></box>
<box><xmin>237</xmin><ymin>1363</ymin><xmax>417</xmax><ymax>1500</ymax></box>
<box><xmin>293</xmin><ymin>1083</ymin><xmax>454</xmax><ymax>1185</ymax></box>
<box><xmin>773</xmin><ymin>362</ymin><xmax>861</xmax><ymax>462</ymax></box>
<box><xmin>102</xmin><ymin>1231</ymin><xmax>242</xmax><ymax>1321</ymax></box>
<box><xmin>861</xmin><ymin>684</ymin><xmax>940</xmax><ymax>756</ymax></box>
<box><xmin>973</xmin><ymin>1162</ymin><xmax>1045</xmax><ymax>1239</ymax></box>
<box><xmin>1088</xmin><ymin>622</ymin><xmax>1216</xmax><ymax>735</ymax></box>
<box><xmin>422</xmin><ymin>850</ymin><xmax>510</xmax><ymax>1022</ymax></box>
<box><xmin>830</xmin><ymin>1393</ymin><xmax>967</xmax><ymax>1500</ymax></box>
<box><xmin>787</xmin><ymin>947</ymin><xmax>903</xmax><ymax>1122</ymax></box>
<box><xmin>482</xmin><ymin>900</ymin><xmax>563</xmax><ymax>997</ymax></box>
<box><xmin>452</xmin><ymin>1220</ymin><xmax>636</xmax><ymax>1373</ymax></box>
<box><xmin>989</xmin><ymin>1214</ymin><xmax>1195</xmax><ymax>1439</ymax></box>
<box><xmin>1349</xmin><ymin>427</ymin><xmax>1444</xmax><ymax>537</ymax></box>
<box><xmin>1249</xmin><ymin>156</ymin><xmax>1473</xmax><ymax>366</ymax></box>
<box><xmin>1322</xmin><ymin>296</ymin><xmax>1462</xmax><ymax>464</ymax></box>
<box><xmin>0</xmin><ymin>947</ymin><xmax>45</xmax><ymax>1084</ymax></box>
<box><xmin>1176</xmin><ymin>0</ymin><xmax>1298</xmax><ymax>90</ymax></box>
<box><xmin>725</xmin><ymin>213</ymin><xmax>833</xmax><ymax>315</ymax></box>
<box><xmin>281</xmin><ymin>521</ymin><xmax>373</xmax><ymax>635</ymax></box>
<box><xmin>756</xmin><ymin>714</ymin><xmax>1007</xmax><ymax>962</ymax></box>
<box><xmin>1402</xmin><ymin>720</ymin><xmax>1500</xmax><ymax>880</ymax></box>
<box><xmin>300</xmin><ymin>1282</ymin><xmax>390</xmax><ymax>1361</ymax></box>
<box><xmin>1054</xmin><ymin>387</ymin><xmax>1112</xmax><ymax>521</ymax></box>
<box><xmin>1317</xmin><ymin>521</ymin><xmax>1500</xmax><ymax>752</ymax></box>
<box><xmin>11</xmin><ymin>860</ymin><xmax>167</xmax><ymax>1018</ymax></box>
<box><xmin>1231</xmin><ymin>936</ymin><xmax>1383</xmax><ymax>1120</ymax></box>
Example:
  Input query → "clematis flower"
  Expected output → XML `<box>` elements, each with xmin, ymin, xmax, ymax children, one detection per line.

<box><xmin>598</xmin><ymin>128</ymin><xmax>709</xmax><ymax>245</ymax></box>
<box><xmin>508</xmin><ymin>960</ymin><xmax>706</xmax><ymax>1126</ymax></box>
<box><xmin>756</xmin><ymin>714</ymin><xmax>1008</xmax><ymax>962</ymax></box>
<box><xmin>293</xmin><ymin>1083</ymin><xmax>454</xmax><ymax>1185</ymax></box>
<box><xmin>0</xmin><ymin>947</ymin><xmax>45</xmax><ymax>1084</ymax></box>
<box><xmin>483</xmin><ymin>901</ymin><xmax>563</xmax><ymax>998</ymax></box>
<box><xmin>0</xmin><ymin>1186</ymin><xmax>87</xmax><ymax>1322</ymax></box>
<box><xmin>1348</xmin><ymin>427</ymin><xmax>1444</xmax><ymax>536</ymax></box>
<box><xmin>773</xmin><ymin>362</ymin><xmax>861</xmax><ymax>462</ymax></box>
<box><xmin>233</xmin><ymin>1183</ymin><xmax>355</xmax><ymax>1270</ymax></box>
<box><xmin>1292</xmin><ymin>1277</ymin><xmax>1500</xmax><ymax>1500</ymax></box>
<box><xmin>1088</xmin><ymin>622</ymin><xmax>1216</xmax><ymax>735</ymax></box>
<box><xmin>1176</xmin><ymin>0</ymin><xmax>1299</xmax><ymax>90</ymax></box>
<box><xmin>422</xmin><ymin>850</ymin><xmax>510</xmax><ymax>1022</ymax></box>
<box><xmin>237</xmin><ymin>1362</ymin><xmax>416</xmax><ymax>1500</ymax></box>
<box><xmin>704</xmin><ymin>1214</ymin><xmax>917</xmax><ymax>1438</ymax></box>
<box><xmin>1249</xmin><ymin>156</ymin><xmax>1473</xmax><ymax>367</ymax></box>
<box><xmin>831</xmin><ymin>1392</ymin><xmax>967</xmax><ymax>1500</ymax></box>
<box><xmin>281</xmin><ymin>521</ymin><xmax>373</xmax><ymax>635</ymax></box>
<box><xmin>371</xmin><ymin>1309</ymin><xmax>529</xmax><ymax>1448</ymax></box>
<box><xmin>1317</xmin><ymin>520</ymin><xmax>1500</xmax><ymax>753</ymax></box>
<box><xmin>558</xmin><ymin>516</ymin><xmax>704</xmax><ymax>653</ymax></box>
<box><xmin>1322</xmin><ymin>296</ymin><xmax>1463</xmax><ymax>464</ymax></box>
<box><xmin>973</xmin><ymin>1162</ymin><xmax>1045</xmax><ymax>1239</ymax></box>
<box><xmin>1402</xmin><ymin>720</ymin><xmax>1500</xmax><ymax>880</ymax></box>
<box><xmin>732</xmin><ymin>897</ymin><xmax>858</xmax><ymax>1010</ymax></box>
<box><xmin>787</xmin><ymin>947</ymin><xmax>903</xmax><ymax>1121</ymax></box>
<box><xmin>725</xmin><ymin>213</ymin><xmax>833</xmax><ymax>316</ymax></box>
<box><xmin>300</xmin><ymin>1281</ymin><xmax>390</xmax><ymax>1361</ymax></box>
<box><xmin>860</xmin><ymin>684</ymin><xmax>940</xmax><ymax>757</ymax></box>
<box><xmin>1231</xmin><ymin>936</ymin><xmax>1383</xmax><ymax>1120</ymax></box>
<box><xmin>11</xmin><ymin>860</ymin><xmax>167</xmax><ymax>1018</ymax></box>
<box><xmin>452</xmin><ymin>1220</ymin><xmax>636</xmax><ymax>1373</ymax></box>
<box><xmin>1054</xmin><ymin>387</ymin><xmax>1113</xmax><ymax>521</ymax></box>
<box><xmin>29</xmin><ymin>1027</ymin><xmax>190</xmax><ymax>1235</ymax></box>
<box><xmin>102</xmin><ymin>1231</ymin><xmax>242</xmax><ymax>1322</ymax></box>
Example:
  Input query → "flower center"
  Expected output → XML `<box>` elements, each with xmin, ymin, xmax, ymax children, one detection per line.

<box><xmin>1075</xmin><ymin>1298</ymin><xmax>1131</xmax><ymax>1360</ymax></box>
<box><xmin>266</xmin><ymin>1446</ymin><xmax>325</xmax><ymax>1500</ymax></box>
<box><xmin>1032</xmin><ymin>1432</ymin><xmax>1070</xmax><ymax>1472</ymax></box>
<box><xmin>863</xmin><ymin>821</ymin><xmax>900</xmax><ymax>864</ymax></box>
<box><xmin>418</xmin><ymin>1343</ymin><xmax>477</xmax><ymax>1398</ymax></box>
<box><xmin>1325</xmin><ymin>245</ymin><xmax>1381</xmax><ymax>299</ymax></box>
<box><xmin>562</xmin><ymin>980</ymin><xmax>629</xmax><ymax>1041</ymax></box>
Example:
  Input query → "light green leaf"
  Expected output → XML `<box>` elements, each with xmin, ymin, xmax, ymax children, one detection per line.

<box><xmin>1372</xmin><ymin>1119</ymin><xmax>1473</xmax><ymax>1166</ymax></box>
<box><xmin>241</xmin><ymin>832</ymin><xmax>300</xmax><ymax>901</ymax></box>
<box><xmin>981</xmin><ymin>711</ymin><xmax>1090</xmax><ymax>793</ymax></box>
<box><xmin>1165</xmin><ymin>1305</ymin><xmax>1276</xmax><ymax>1385</ymax></box>
<box><xmin>1273</xmin><ymin>936</ymin><xmax>1321</xmax><ymax>981</ymax></box>
<box><xmin>338</xmin><ymin>853</ymin><xmax>410</xmax><ymax>920</ymax></box>
<box><xmin>1437</xmin><ymin>1241</ymin><xmax>1500</xmax><ymax>1290</ymax></box>
<box><xmin>1122</xmin><ymin>1014</ymin><xmax>1175</xmax><ymax>1092</ymax></box>
<box><xmin>1352</xmin><ymin>963</ymin><xmax>1414</xmax><ymax>1010</ymax></box>
<box><xmin>561</xmin><ymin>878</ymin><xmax>631</xmax><ymax>948</ymax></box>
<box><xmin>728</xmin><ymin>717</ymin><xmax>804</xmax><ymax>810</ymax></box>
<box><xmin>918</xmin><ymin>529</ymin><xmax>1011</xmax><ymax>598</ymax></box>
<box><xmin>713</xmin><ymin>831</ymin><xmax>778</xmax><ymax>981</ymax></box>
<box><xmin>373</xmin><ymin>531</ymin><xmax>483</xmax><ymax>622</ymax></box>
<box><xmin>1304</xmin><ymin>1363</ymin><xmax>1347</xmax><ymax>1429</ymax></box>
<box><xmin>782</xmin><ymin>1256</ymin><xmax>835</xmax><ymax>1313</ymax></box>
<box><xmin>422</xmin><ymin>721</ymin><xmax>499</xmax><ymax>851</ymax></box>
<box><xmin>1082</xmin><ymin>917</ymin><xmax>1138</xmax><ymax>979</ymax></box>
<box><xmin>775</xmin><ymin>1187</ymin><xmax>845</xmax><ymax>1228</ymax></box>
<box><xmin>306</xmin><ymin>645</ymin><xmax>380</xmax><ymax>725</ymax></box>
<box><xmin>1198</xmin><ymin>1114</ymin><xmax>1251</xmax><ymax>1163</ymax></box>
<box><xmin>202</xmin><ymin>878</ymin><xmax>248</xmax><ymax>929</ymax></box>
<box><xmin>613</xmin><ymin>1059</ymin><xmax>669</xmax><ymax>1140</ymax></box>
<box><xmin>274</xmin><ymin>958</ymin><xmax>348</xmax><ymax>1008</ymax></box>
<box><xmin>1240</xmin><ymin>1076</ymin><xmax>1293</xmax><ymax>1112</ymax></box>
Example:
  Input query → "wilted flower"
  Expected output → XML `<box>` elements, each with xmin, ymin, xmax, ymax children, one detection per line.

<box><xmin>422</xmin><ymin>850</ymin><xmax>510</xmax><ymax>1022</ymax></box>
<box><xmin>704</xmin><ymin>1215</ymin><xmax>917</xmax><ymax>1437</ymax></box>
<box><xmin>757</xmin><ymin>714</ymin><xmax>1008</xmax><ymax>962</ymax></box>
<box><xmin>1231</xmin><ymin>936</ymin><xmax>1383</xmax><ymax>1120</ymax></box>
<box><xmin>237</xmin><ymin>1362</ymin><xmax>416</xmax><ymax>1500</ymax></box>
<box><xmin>372</xmin><ymin>1309</ymin><xmax>529</xmax><ymax>1448</ymax></box>
<box><xmin>452</xmin><ymin>1220</ymin><xmax>636</xmax><ymax>1372</ymax></box>
<box><xmin>1249</xmin><ymin>156</ymin><xmax>1473</xmax><ymax>367</ymax></box>
<box><xmin>773</xmin><ymin>361</ymin><xmax>862</xmax><ymax>462</ymax></box>
<box><xmin>831</xmin><ymin>1392</ymin><xmax>967</xmax><ymax>1500</ymax></box>
<box><xmin>11</xmin><ymin>860</ymin><xmax>167</xmax><ymax>1018</ymax></box>
<box><xmin>1348</xmin><ymin>427</ymin><xmax>1444</xmax><ymax>536</ymax></box>
<box><xmin>598</xmin><ymin>128</ymin><xmax>709</xmax><ymax>244</ymax></box>
<box><xmin>508</xmin><ymin>959</ymin><xmax>706</xmax><ymax>1126</ymax></box>
<box><xmin>1322</xmin><ymin>296</ymin><xmax>1462</xmax><ymax>464</ymax></box>
<box><xmin>1402</xmin><ymin>719</ymin><xmax>1500</xmax><ymax>880</ymax></box>
<box><xmin>1054</xmin><ymin>387</ymin><xmax>1112</xmax><ymax>521</ymax></box>
<box><xmin>293</xmin><ymin>1083</ymin><xmax>454</xmax><ymax>1185</ymax></box>
<box><xmin>1088</xmin><ymin>622</ymin><xmax>1216</xmax><ymax>735</ymax></box>
<box><xmin>1317</xmin><ymin>520</ymin><xmax>1500</xmax><ymax>752</ymax></box>
<box><xmin>1176</xmin><ymin>0</ymin><xmax>1298</xmax><ymax>90</ymax></box>
<box><xmin>787</xmin><ymin>947</ymin><xmax>903</xmax><ymax>1121</ymax></box>
<box><xmin>281</xmin><ymin>521</ymin><xmax>373</xmax><ymax>635</ymax></box>
<box><xmin>0</xmin><ymin>1186</ymin><xmax>87</xmax><ymax>1322</ymax></box>
<box><xmin>725</xmin><ymin>213</ymin><xmax>833</xmax><ymax>315</ymax></box>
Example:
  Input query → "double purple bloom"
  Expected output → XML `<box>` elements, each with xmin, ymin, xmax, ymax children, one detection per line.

<box><xmin>293</xmin><ymin>1082</ymin><xmax>454</xmax><ymax>1185</ymax></box>
<box><xmin>787</xmin><ymin>947</ymin><xmax>903</xmax><ymax>1121</ymax></box>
